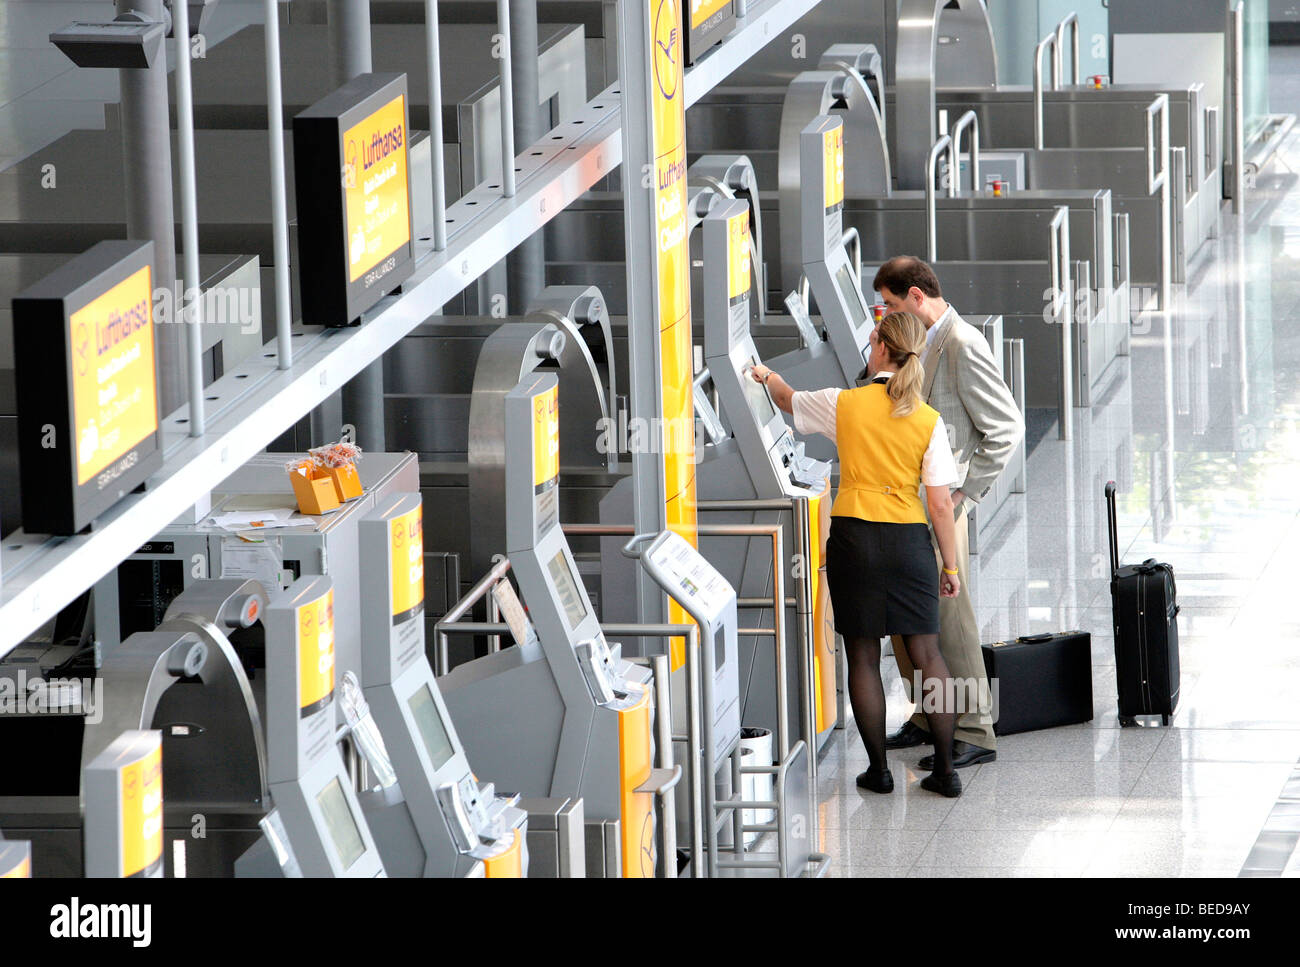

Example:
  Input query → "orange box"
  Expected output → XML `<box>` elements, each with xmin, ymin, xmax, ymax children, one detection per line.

<box><xmin>327</xmin><ymin>462</ymin><xmax>363</xmax><ymax>501</ymax></box>
<box><xmin>288</xmin><ymin>462</ymin><xmax>340</xmax><ymax>515</ymax></box>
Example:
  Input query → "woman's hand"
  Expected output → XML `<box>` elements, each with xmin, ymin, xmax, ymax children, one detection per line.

<box><xmin>940</xmin><ymin>569</ymin><xmax>960</xmax><ymax>598</ymax></box>
<box><xmin>749</xmin><ymin>364</ymin><xmax>771</xmax><ymax>384</ymax></box>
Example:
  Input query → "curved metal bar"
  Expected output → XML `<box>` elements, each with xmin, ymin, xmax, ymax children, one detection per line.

<box><xmin>948</xmin><ymin>110</ymin><xmax>981</xmax><ymax>197</ymax></box>
<box><xmin>1055</xmin><ymin>12</ymin><xmax>1080</xmax><ymax>87</ymax></box>
<box><xmin>926</xmin><ymin>134</ymin><xmax>953</xmax><ymax>261</ymax></box>
<box><xmin>1049</xmin><ymin>206</ymin><xmax>1073</xmax><ymax>442</ymax></box>
<box><xmin>1033</xmin><ymin>32</ymin><xmax>1060</xmax><ymax>150</ymax></box>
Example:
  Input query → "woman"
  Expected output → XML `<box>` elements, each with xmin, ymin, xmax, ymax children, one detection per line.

<box><xmin>749</xmin><ymin>312</ymin><xmax>963</xmax><ymax>797</ymax></box>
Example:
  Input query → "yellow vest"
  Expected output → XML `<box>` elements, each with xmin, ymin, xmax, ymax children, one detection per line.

<box><xmin>830</xmin><ymin>383</ymin><xmax>938</xmax><ymax>525</ymax></box>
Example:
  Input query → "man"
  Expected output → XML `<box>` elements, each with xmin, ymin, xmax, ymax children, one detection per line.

<box><xmin>873</xmin><ymin>256</ymin><xmax>1024</xmax><ymax>768</ymax></box>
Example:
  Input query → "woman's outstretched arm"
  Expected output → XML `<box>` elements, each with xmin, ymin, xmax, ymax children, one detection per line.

<box><xmin>748</xmin><ymin>363</ymin><xmax>794</xmax><ymax>413</ymax></box>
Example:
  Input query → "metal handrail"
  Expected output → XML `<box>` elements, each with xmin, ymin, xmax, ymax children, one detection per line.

<box><xmin>1113</xmin><ymin>212</ymin><xmax>1131</xmax><ymax>292</ymax></box>
<box><xmin>926</xmin><ymin>134</ymin><xmax>953</xmax><ymax>261</ymax></box>
<box><xmin>433</xmin><ymin>556</ymin><xmax>512</xmax><ymax>675</ymax></box>
<box><xmin>1055</xmin><ymin>12</ymin><xmax>1080</xmax><ymax>88</ymax></box>
<box><xmin>1033</xmin><ymin>31</ymin><xmax>1060</xmax><ymax>149</ymax></box>
<box><xmin>1205</xmin><ymin>105</ymin><xmax>1221</xmax><ymax>178</ymax></box>
<box><xmin>947</xmin><ymin>110</ymin><xmax>981</xmax><ymax>197</ymax></box>
<box><xmin>261</xmin><ymin>0</ymin><xmax>292</xmax><ymax>369</ymax></box>
<box><xmin>1146</xmin><ymin>94</ymin><xmax>1170</xmax><ymax>195</ymax></box>
<box><xmin>1049</xmin><ymin>206</ymin><xmax>1073</xmax><ymax>441</ymax></box>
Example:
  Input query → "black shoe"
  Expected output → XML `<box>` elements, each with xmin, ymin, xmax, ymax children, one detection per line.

<box><xmin>856</xmin><ymin>766</ymin><xmax>895</xmax><ymax>794</ymax></box>
<box><xmin>919</xmin><ymin>740</ymin><xmax>997</xmax><ymax>771</ymax></box>
<box><xmin>884</xmin><ymin>722</ymin><xmax>932</xmax><ymax>750</ymax></box>
<box><xmin>920</xmin><ymin>770</ymin><xmax>962</xmax><ymax>798</ymax></box>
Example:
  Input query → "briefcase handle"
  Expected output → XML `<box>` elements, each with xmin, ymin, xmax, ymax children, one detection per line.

<box><xmin>1016</xmin><ymin>633</ymin><xmax>1054</xmax><ymax>643</ymax></box>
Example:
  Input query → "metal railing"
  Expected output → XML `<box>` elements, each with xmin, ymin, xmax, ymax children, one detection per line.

<box><xmin>1049</xmin><ymin>206</ymin><xmax>1074</xmax><ymax>441</ymax></box>
<box><xmin>947</xmin><ymin>110</ymin><xmax>980</xmax><ymax>197</ymax></box>
<box><xmin>1033</xmin><ymin>31</ymin><xmax>1061</xmax><ymax>149</ymax></box>
<box><xmin>1055</xmin><ymin>12</ymin><xmax>1081</xmax><ymax>89</ymax></box>
<box><xmin>926</xmin><ymin>134</ymin><xmax>953</xmax><ymax>260</ymax></box>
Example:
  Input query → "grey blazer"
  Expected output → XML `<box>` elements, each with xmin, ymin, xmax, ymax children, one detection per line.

<box><xmin>922</xmin><ymin>308</ymin><xmax>1025</xmax><ymax>504</ymax></box>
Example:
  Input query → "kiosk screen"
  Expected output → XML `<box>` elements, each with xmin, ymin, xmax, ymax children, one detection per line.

<box><xmin>742</xmin><ymin>357</ymin><xmax>779</xmax><ymax>427</ymax></box>
<box><xmin>315</xmin><ymin>777</ymin><xmax>366</xmax><ymax>871</ymax></box>
<box><xmin>407</xmin><ymin>685</ymin><xmax>455</xmax><ymax>771</ymax></box>
<box><xmin>835</xmin><ymin>264</ymin><xmax>870</xmax><ymax>330</ymax></box>
<box><xmin>547</xmin><ymin>550</ymin><xmax>588</xmax><ymax>630</ymax></box>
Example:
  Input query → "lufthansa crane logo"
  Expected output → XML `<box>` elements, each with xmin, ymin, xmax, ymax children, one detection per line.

<box><xmin>392</xmin><ymin>520</ymin><xmax>405</xmax><ymax>548</ymax></box>
<box><xmin>74</xmin><ymin>322</ymin><xmax>90</xmax><ymax>377</ymax></box>
<box><xmin>653</xmin><ymin>0</ymin><xmax>679</xmax><ymax>102</ymax></box>
<box><xmin>639</xmin><ymin>812</ymin><xmax>656</xmax><ymax>876</ymax></box>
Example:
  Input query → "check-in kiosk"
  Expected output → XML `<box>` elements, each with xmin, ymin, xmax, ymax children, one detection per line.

<box><xmin>694</xmin><ymin>199</ymin><xmax>839</xmax><ymax>754</ymax></box>
<box><xmin>83</xmin><ymin>729</ymin><xmax>163</xmax><ymax>878</ymax></box>
<box><xmin>356</xmin><ymin>492</ymin><xmax>527</xmax><ymax>877</ymax></box>
<box><xmin>440</xmin><ymin>373</ymin><xmax>668</xmax><ymax>878</ymax></box>
<box><xmin>251</xmin><ymin>575</ymin><xmax>386</xmax><ymax>877</ymax></box>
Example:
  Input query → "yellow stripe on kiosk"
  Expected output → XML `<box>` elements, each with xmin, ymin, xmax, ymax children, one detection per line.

<box><xmin>481</xmin><ymin>828</ymin><xmax>525</xmax><ymax>878</ymax></box>
<box><xmin>0</xmin><ymin>842</ymin><xmax>32</xmax><ymax>878</ymax></box>
<box><xmin>297</xmin><ymin>587</ymin><xmax>336</xmax><ymax>718</ymax></box>
<box><xmin>823</xmin><ymin>123</ymin><xmax>845</xmax><ymax>215</ymax></box>
<box><xmin>806</xmin><ymin>480</ymin><xmax>837</xmax><ymax>734</ymax></box>
<box><xmin>83</xmin><ymin>730</ymin><xmax>164</xmax><ymax>878</ymax></box>
<box><xmin>389</xmin><ymin>502</ymin><xmax>424</xmax><ymax>625</ymax></box>
<box><xmin>618</xmin><ymin>689</ymin><xmax>656</xmax><ymax>878</ymax></box>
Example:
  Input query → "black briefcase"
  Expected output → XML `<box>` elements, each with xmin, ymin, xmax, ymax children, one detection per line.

<box><xmin>981</xmin><ymin>632</ymin><xmax>1095</xmax><ymax>736</ymax></box>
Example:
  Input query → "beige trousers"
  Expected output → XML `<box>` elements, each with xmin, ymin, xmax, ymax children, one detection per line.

<box><xmin>891</xmin><ymin>502</ymin><xmax>996</xmax><ymax>750</ymax></box>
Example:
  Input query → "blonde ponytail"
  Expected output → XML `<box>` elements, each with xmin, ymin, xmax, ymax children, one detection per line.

<box><xmin>876</xmin><ymin>311</ymin><xmax>928</xmax><ymax>417</ymax></box>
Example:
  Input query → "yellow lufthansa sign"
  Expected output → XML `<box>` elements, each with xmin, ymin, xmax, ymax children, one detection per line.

<box><xmin>823</xmin><ymin>124</ymin><xmax>845</xmax><ymax>214</ymax></box>
<box><xmin>119</xmin><ymin>741</ymin><xmax>163</xmax><ymax>878</ymax></box>
<box><xmin>690</xmin><ymin>0</ymin><xmax>732</xmax><ymax>29</ymax></box>
<box><xmin>297</xmin><ymin>587</ymin><xmax>336</xmax><ymax>717</ymax></box>
<box><xmin>70</xmin><ymin>264</ymin><xmax>158</xmax><ymax>487</ymax></box>
<box><xmin>390</xmin><ymin>503</ymin><xmax>424</xmax><ymax>624</ymax></box>
<box><xmin>728</xmin><ymin>209</ymin><xmax>751</xmax><ymax>303</ymax></box>
<box><xmin>532</xmin><ymin>384</ymin><xmax>560</xmax><ymax>490</ymax></box>
<box><xmin>343</xmin><ymin>94</ymin><xmax>411</xmax><ymax>284</ymax></box>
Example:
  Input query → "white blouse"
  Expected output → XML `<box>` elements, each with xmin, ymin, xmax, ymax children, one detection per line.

<box><xmin>790</xmin><ymin>378</ymin><xmax>958</xmax><ymax>489</ymax></box>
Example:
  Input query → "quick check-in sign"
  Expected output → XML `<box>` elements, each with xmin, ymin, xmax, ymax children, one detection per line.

<box><xmin>294</xmin><ymin>73</ymin><xmax>415</xmax><ymax>328</ymax></box>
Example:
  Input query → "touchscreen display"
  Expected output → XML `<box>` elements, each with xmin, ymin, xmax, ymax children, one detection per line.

<box><xmin>547</xmin><ymin>550</ymin><xmax>589</xmax><ymax>629</ymax></box>
<box><xmin>742</xmin><ymin>356</ymin><xmax>779</xmax><ymax>427</ymax></box>
<box><xmin>835</xmin><ymin>264</ymin><xmax>870</xmax><ymax>330</ymax></box>
<box><xmin>315</xmin><ymin>777</ymin><xmax>366</xmax><ymax>871</ymax></box>
<box><xmin>408</xmin><ymin>685</ymin><xmax>455</xmax><ymax>771</ymax></box>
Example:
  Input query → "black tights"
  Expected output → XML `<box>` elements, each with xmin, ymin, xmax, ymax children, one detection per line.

<box><xmin>844</xmin><ymin>634</ymin><xmax>956</xmax><ymax>776</ymax></box>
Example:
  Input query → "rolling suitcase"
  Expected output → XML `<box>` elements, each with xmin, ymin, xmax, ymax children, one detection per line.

<box><xmin>1106</xmin><ymin>481</ymin><xmax>1180</xmax><ymax>725</ymax></box>
<box><xmin>981</xmin><ymin>632</ymin><xmax>1094</xmax><ymax>736</ymax></box>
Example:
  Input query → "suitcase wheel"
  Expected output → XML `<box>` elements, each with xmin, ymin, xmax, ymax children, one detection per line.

<box><xmin>1161</xmin><ymin>715</ymin><xmax>1171</xmax><ymax>726</ymax></box>
<box><xmin>1119</xmin><ymin>715</ymin><xmax>1138</xmax><ymax>728</ymax></box>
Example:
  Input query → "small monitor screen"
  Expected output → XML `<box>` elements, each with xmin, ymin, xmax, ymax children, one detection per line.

<box><xmin>547</xmin><ymin>550</ymin><xmax>588</xmax><ymax>630</ymax></box>
<box><xmin>741</xmin><ymin>356</ymin><xmax>779</xmax><ymax>427</ymax></box>
<box><xmin>834</xmin><ymin>264</ymin><xmax>870</xmax><ymax>330</ymax></box>
<box><xmin>407</xmin><ymin>685</ymin><xmax>455</xmax><ymax>772</ymax></box>
<box><xmin>315</xmin><ymin>777</ymin><xmax>366</xmax><ymax>871</ymax></box>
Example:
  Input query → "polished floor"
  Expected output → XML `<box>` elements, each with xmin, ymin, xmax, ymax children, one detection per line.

<box><xmin>814</xmin><ymin>56</ymin><xmax>1300</xmax><ymax>878</ymax></box>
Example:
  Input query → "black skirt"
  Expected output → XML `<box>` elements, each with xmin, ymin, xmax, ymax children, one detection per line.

<box><xmin>825</xmin><ymin>516</ymin><xmax>939</xmax><ymax>639</ymax></box>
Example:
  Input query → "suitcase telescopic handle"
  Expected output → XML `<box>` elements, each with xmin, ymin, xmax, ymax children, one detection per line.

<box><xmin>1105</xmin><ymin>480</ymin><xmax>1120</xmax><ymax>577</ymax></box>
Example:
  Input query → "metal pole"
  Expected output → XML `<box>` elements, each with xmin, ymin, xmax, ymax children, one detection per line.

<box><xmin>117</xmin><ymin>0</ymin><xmax>180</xmax><ymax>416</ymax></box>
<box><xmin>650</xmin><ymin>653</ymin><xmax>678</xmax><ymax>878</ymax></box>
<box><xmin>793</xmin><ymin>497</ymin><xmax>817</xmax><ymax>790</ymax></box>
<box><xmin>263</xmin><ymin>0</ymin><xmax>293</xmax><ymax>370</ymax></box>
<box><xmin>1229</xmin><ymin>1</ymin><xmax>1246</xmax><ymax>213</ymax></box>
<box><xmin>328</xmin><ymin>0</ymin><xmax>386</xmax><ymax>453</ymax></box>
<box><xmin>327</xmin><ymin>0</ymin><xmax>372</xmax><ymax>84</ymax></box>
<box><xmin>506</xmin><ymin>0</ymin><xmax>544</xmax><ymax>312</ymax></box>
<box><xmin>683</xmin><ymin>627</ymin><xmax>705</xmax><ymax>878</ymax></box>
<box><xmin>495</xmin><ymin>0</ymin><xmax>518</xmax><ymax>198</ymax></box>
<box><xmin>424</xmin><ymin>0</ymin><xmax>449</xmax><ymax>251</ymax></box>
<box><xmin>172</xmin><ymin>0</ymin><xmax>205</xmax><ymax>437</ymax></box>
<box><xmin>771</xmin><ymin>525</ymin><xmax>788</xmax><ymax>760</ymax></box>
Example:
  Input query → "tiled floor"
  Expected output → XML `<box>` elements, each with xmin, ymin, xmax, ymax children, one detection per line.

<box><xmin>815</xmin><ymin>56</ymin><xmax>1300</xmax><ymax>877</ymax></box>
